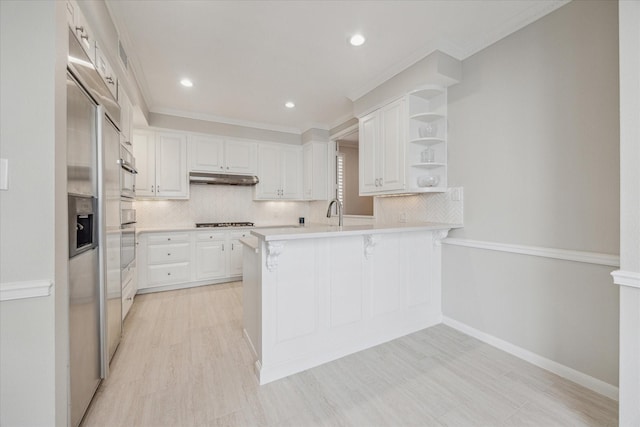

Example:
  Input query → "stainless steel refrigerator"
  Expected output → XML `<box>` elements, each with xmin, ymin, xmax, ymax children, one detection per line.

<box><xmin>67</xmin><ymin>27</ymin><xmax>122</xmax><ymax>427</ymax></box>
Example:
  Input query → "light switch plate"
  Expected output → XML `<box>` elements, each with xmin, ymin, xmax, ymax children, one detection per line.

<box><xmin>0</xmin><ymin>158</ymin><xmax>7</xmax><ymax>190</ymax></box>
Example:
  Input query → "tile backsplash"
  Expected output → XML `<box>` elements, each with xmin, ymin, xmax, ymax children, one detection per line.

<box><xmin>135</xmin><ymin>185</ymin><xmax>463</xmax><ymax>229</ymax></box>
<box><xmin>135</xmin><ymin>184</ymin><xmax>309</xmax><ymax>228</ymax></box>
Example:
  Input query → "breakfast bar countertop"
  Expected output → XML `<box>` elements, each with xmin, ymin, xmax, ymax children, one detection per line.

<box><xmin>250</xmin><ymin>222</ymin><xmax>462</xmax><ymax>242</ymax></box>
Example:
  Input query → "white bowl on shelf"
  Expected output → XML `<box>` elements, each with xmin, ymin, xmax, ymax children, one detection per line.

<box><xmin>417</xmin><ymin>175</ymin><xmax>440</xmax><ymax>187</ymax></box>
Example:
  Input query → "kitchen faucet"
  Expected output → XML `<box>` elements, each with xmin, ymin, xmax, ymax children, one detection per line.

<box><xmin>326</xmin><ymin>197</ymin><xmax>343</xmax><ymax>227</ymax></box>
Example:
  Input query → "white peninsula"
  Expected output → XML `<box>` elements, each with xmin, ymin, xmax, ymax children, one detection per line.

<box><xmin>241</xmin><ymin>222</ymin><xmax>458</xmax><ymax>384</ymax></box>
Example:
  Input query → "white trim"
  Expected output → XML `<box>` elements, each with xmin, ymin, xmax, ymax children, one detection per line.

<box><xmin>0</xmin><ymin>280</ymin><xmax>53</xmax><ymax>302</ymax></box>
<box><xmin>443</xmin><ymin>238</ymin><xmax>619</xmax><ymax>267</ymax></box>
<box><xmin>442</xmin><ymin>316</ymin><xmax>619</xmax><ymax>402</ymax></box>
<box><xmin>611</xmin><ymin>270</ymin><xmax>640</xmax><ymax>289</ymax></box>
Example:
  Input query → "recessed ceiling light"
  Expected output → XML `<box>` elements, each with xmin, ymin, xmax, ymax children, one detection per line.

<box><xmin>180</xmin><ymin>78</ymin><xmax>193</xmax><ymax>87</ymax></box>
<box><xmin>349</xmin><ymin>34</ymin><xmax>366</xmax><ymax>47</ymax></box>
<box><xmin>285</xmin><ymin>101</ymin><xmax>295</xmax><ymax>109</ymax></box>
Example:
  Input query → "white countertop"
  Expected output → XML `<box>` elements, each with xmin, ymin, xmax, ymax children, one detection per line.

<box><xmin>250</xmin><ymin>222</ymin><xmax>461</xmax><ymax>241</ymax></box>
<box><xmin>136</xmin><ymin>224</ymin><xmax>296</xmax><ymax>234</ymax></box>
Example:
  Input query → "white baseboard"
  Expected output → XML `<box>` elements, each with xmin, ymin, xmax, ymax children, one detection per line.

<box><xmin>442</xmin><ymin>316</ymin><xmax>619</xmax><ymax>401</ymax></box>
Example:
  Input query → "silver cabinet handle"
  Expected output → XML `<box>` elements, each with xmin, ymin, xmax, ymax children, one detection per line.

<box><xmin>167</xmin><ymin>272</ymin><xmax>171</xmax><ymax>276</ymax></box>
<box><xmin>167</xmin><ymin>238</ymin><xmax>171</xmax><ymax>241</ymax></box>
<box><xmin>222</xmin><ymin>244</ymin><xmax>225</xmax><ymax>251</ymax></box>
<box><xmin>231</xmin><ymin>243</ymin><xmax>234</xmax><ymax>250</ymax></box>
<box><xmin>167</xmin><ymin>253</ymin><xmax>171</xmax><ymax>256</ymax></box>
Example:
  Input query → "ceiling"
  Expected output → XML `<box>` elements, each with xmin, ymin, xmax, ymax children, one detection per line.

<box><xmin>107</xmin><ymin>0</ymin><xmax>568</xmax><ymax>134</ymax></box>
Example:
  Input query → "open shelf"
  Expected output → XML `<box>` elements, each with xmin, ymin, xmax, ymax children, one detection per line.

<box><xmin>409</xmin><ymin>113</ymin><xmax>445</xmax><ymax>123</ymax></box>
<box><xmin>411</xmin><ymin>162</ymin><xmax>446</xmax><ymax>169</ymax></box>
<box><xmin>409</xmin><ymin>87</ymin><xmax>445</xmax><ymax>101</ymax></box>
<box><xmin>409</xmin><ymin>137</ymin><xmax>445</xmax><ymax>146</ymax></box>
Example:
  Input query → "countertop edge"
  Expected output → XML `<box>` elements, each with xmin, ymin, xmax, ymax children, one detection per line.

<box><xmin>251</xmin><ymin>223</ymin><xmax>462</xmax><ymax>241</ymax></box>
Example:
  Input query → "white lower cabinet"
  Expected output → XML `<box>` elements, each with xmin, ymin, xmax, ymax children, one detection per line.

<box><xmin>229</xmin><ymin>232</ymin><xmax>245</xmax><ymax>276</ymax></box>
<box><xmin>121</xmin><ymin>261</ymin><xmax>137</xmax><ymax>320</ymax></box>
<box><xmin>137</xmin><ymin>229</ymin><xmax>250</xmax><ymax>293</ymax></box>
<box><xmin>195</xmin><ymin>231</ymin><xmax>227</xmax><ymax>280</ymax></box>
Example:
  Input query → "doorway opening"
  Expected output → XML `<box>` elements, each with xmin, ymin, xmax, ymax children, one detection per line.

<box><xmin>335</xmin><ymin>128</ymin><xmax>374</xmax><ymax>217</ymax></box>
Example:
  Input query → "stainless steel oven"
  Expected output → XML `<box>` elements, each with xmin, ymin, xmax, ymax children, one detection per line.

<box><xmin>119</xmin><ymin>142</ymin><xmax>137</xmax><ymax>199</ymax></box>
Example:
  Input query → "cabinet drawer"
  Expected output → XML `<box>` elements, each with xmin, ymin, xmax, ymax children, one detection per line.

<box><xmin>148</xmin><ymin>242</ymin><xmax>190</xmax><ymax>264</ymax></box>
<box><xmin>147</xmin><ymin>262</ymin><xmax>190</xmax><ymax>285</ymax></box>
<box><xmin>122</xmin><ymin>275</ymin><xmax>136</xmax><ymax>319</ymax></box>
<box><xmin>229</xmin><ymin>231</ymin><xmax>250</xmax><ymax>240</ymax></box>
<box><xmin>195</xmin><ymin>231</ymin><xmax>227</xmax><ymax>242</ymax></box>
<box><xmin>148</xmin><ymin>233</ymin><xmax>190</xmax><ymax>244</ymax></box>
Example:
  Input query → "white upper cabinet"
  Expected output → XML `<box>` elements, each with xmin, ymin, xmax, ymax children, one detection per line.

<box><xmin>119</xmin><ymin>89</ymin><xmax>132</xmax><ymax>142</ymax></box>
<box><xmin>94</xmin><ymin>42</ymin><xmax>118</xmax><ymax>100</ymax></box>
<box><xmin>359</xmin><ymin>86</ymin><xmax>448</xmax><ymax>195</ymax></box>
<box><xmin>188</xmin><ymin>135</ymin><xmax>257</xmax><ymax>175</ymax></box>
<box><xmin>359</xmin><ymin>97</ymin><xmax>405</xmax><ymax>195</ymax></box>
<box><xmin>303</xmin><ymin>142</ymin><xmax>328</xmax><ymax>200</ymax></box>
<box><xmin>255</xmin><ymin>144</ymin><xmax>302</xmax><ymax>200</ymax></box>
<box><xmin>189</xmin><ymin>134</ymin><xmax>224</xmax><ymax>171</ymax></box>
<box><xmin>133</xmin><ymin>130</ymin><xmax>189</xmax><ymax>199</ymax></box>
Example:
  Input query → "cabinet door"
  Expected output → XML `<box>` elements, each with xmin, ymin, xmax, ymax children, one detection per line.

<box><xmin>229</xmin><ymin>239</ymin><xmax>243</xmax><ymax>276</ymax></box>
<box><xmin>195</xmin><ymin>241</ymin><xmax>227</xmax><ymax>280</ymax></box>
<box><xmin>132</xmin><ymin>130</ymin><xmax>156</xmax><ymax>197</ymax></box>
<box><xmin>189</xmin><ymin>134</ymin><xmax>224</xmax><ymax>172</ymax></box>
<box><xmin>303</xmin><ymin>144</ymin><xmax>313</xmax><ymax>199</ymax></box>
<box><xmin>359</xmin><ymin>112</ymin><xmax>379</xmax><ymax>194</ymax></box>
<box><xmin>256</xmin><ymin>144</ymin><xmax>282</xmax><ymax>199</ymax></box>
<box><xmin>225</xmin><ymin>140</ymin><xmax>257</xmax><ymax>174</ymax></box>
<box><xmin>380</xmin><ymin>99</ymin><xmax>405</xmax><ymax>191</ymax></box>
<box><xmin>281</xmin><ymin>146</ymin><xmax>302</xmax><ymax>199</ymax></box>
<box><xmin>303</xmin><ymin>142</ymin><xmax>328</xmax><ymax>200</ymax></box>
<box><xmin>155</xmin><ymin>132</ymin><xmax>188</xmax><ymax>198</ymax></box>
<box><xmin>119</xmin><ymin>90</ymin><xmax>132</xmax><ymax>142</ymax></box>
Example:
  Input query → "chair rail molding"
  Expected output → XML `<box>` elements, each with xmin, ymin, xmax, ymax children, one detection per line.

<box><xmin>443</xmin><ymin>238</ymin><xmax>619</xmax><ymax>267</ymax></box>
<box><xmin>0</xmin><ymin>280</ymin><xmax>53</xmax><ymax>301</ymax></box>
<box><xmin>611</xmin><ymin>270</ymin><xmax>640</xmax><ymax>289</ymax></box>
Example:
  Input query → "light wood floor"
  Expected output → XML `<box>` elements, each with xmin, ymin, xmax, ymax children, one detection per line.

<box><xmin>82</xmin><ymin>282</ymin><xmax>617</xmax><ymax>427</ymax></box>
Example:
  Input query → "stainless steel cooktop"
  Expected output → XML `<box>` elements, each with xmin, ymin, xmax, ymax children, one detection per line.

<box><xmin>195</xmin><ymin>222</ymin><xmax>254</xmax><ymax>228</ymax></box>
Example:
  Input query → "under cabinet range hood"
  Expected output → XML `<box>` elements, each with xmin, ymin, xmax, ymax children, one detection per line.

<box><xmin>189</xmin><ymin>172</ymin><xmax>259</xmax><ymax>186</ymax></box>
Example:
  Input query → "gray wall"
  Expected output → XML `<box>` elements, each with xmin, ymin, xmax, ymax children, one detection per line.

<box><xmin>444</xmin><ymin>0</ymin><xmax>620</xmax><ymax>386</ymax></box>
<box><xmin>148</xmin><ymin>112</ymin><xmax>302</xmax><ymax>145</ymax></box>
<box><xmin>0</xmin><ymin>1</ymin><xmax>68</xmax><ymax>425</ymax></box>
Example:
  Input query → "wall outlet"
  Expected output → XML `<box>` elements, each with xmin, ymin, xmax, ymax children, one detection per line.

<box><xmin>451</xmin><ymin>187</ymin><xmax>462</xmax><ymax>201</ymax></box>
<box><xmin>0</xmin><ymin>158</ymin><xmax>7</xmax><ymax>190</ymax></box>
<box><xmin>399</xmin><ymin>212</ymin><xmax>407</xmax><ymax>223</ymax></box>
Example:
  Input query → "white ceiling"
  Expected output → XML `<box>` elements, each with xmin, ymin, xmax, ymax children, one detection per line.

<box><xmin>107</xmin><ymin>0</ymin><xmax>568</xmax><ymax>134</ymax></box>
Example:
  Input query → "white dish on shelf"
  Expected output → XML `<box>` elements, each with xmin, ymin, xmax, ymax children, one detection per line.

<box><xmin>418</xmin><ymin>123</ymin><xmax>437</xmax><ymax>137</ymax></box>
<box><xmin>417</xmin><ymin>175</ymin><xmax>440</xmax><ymax>187</ymax></box>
